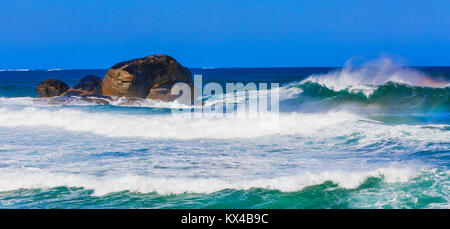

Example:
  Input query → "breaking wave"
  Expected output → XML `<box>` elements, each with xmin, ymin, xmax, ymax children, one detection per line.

<box><xmin>0</xmin><ymin>167</ymin><xmax>420</xmax><ymax>196</ymax></box>
<box><xmin>0</xmin><ymin>105</ymin><xmax>449</xmax><ymax>140</ymax></box>
<box><xmin>282</xmin><ymin>60</ymin><xmax>450</xmax><ymax>112</ymax></box>
<box><xmin>288</xmin><ymin>81</ymin><xmax>450</xmax><ymax>112</ymax></box>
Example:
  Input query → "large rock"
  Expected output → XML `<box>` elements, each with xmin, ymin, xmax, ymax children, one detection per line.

<box><xmin>36</xmin><ymin>79</ymin><xmax>70</xmax><ymax>98</ymax></box>
<box><xmin>64</xmin><ymin>75</ymin><xmax>103</xmax><ymax>96</ymax></box>
<box><xmin>101</xmin><ymin>54</ymin><xmax>193</xmax><ymax>101</ymax></box>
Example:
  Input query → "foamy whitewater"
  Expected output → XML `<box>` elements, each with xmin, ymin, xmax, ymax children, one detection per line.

<box><xmin>0</xmin><ymin>64</ymin><xmax>448</xmax><ymax>208</ymax></box>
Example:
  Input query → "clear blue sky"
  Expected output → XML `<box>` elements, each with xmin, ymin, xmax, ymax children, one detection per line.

<box><xmin>0</xmin><ymin>0</ymin><xmax>449</xmax><ymax>69</ymax></box>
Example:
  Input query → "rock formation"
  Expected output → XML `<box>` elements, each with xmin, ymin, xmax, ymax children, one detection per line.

<box><xmin>63</xmin><ymin>75</ymin><xmax>103</xmax><ymax>96</ymax></box>
<box><xmin>101</xmin><ymin>54</ymin><xmax>193</xmax><ymax>100</ymax></box>
<box><xmin>36</xmin><ymin>54</ymin><xmax>196</xmax><ymax>104</ymax></box>
<box><xmin>36</xmin><ymin>79</ymin><xmax>70</xmax><ymax>98</ymax></box>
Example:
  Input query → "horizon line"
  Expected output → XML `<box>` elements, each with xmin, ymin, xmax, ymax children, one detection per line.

<box><xmin>2</xmin><ymin>65</ymin><xmax>450</xmax><ymax>72</ymax></box>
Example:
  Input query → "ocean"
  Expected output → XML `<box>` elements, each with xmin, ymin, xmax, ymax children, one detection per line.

<box><xmin>0</xmin><ymin>65</ymin><xmax>448</xmax><ymax>209</ymax></box>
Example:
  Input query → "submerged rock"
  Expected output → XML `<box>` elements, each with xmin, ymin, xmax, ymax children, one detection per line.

<box><xmin>146</xmin><ymin>82</ymin><xmax>198</xmax><ymax>104</ymax></box>
<box><xmin>39</xmin><ymin>95</ymin><xmax>112</xmax><ymax>105</ymax></box>
<box><xmin>36</xmin><ymin>79</ymin><xmax>70</xmax><ymax>98</ymax></box>
<box><xmin>79</xmin><ymin>95</ymin><xmax>111</xmax><ymax>105</ymax></box>
<box><xmin>101</xmin><ymin>54</ymin><xmax>194</xmax><ymax>102</ymax></box>
<box><xmin>64</xmin><ymin>75</ymin><xmax>103</xmax><ymax>96</ymax></box>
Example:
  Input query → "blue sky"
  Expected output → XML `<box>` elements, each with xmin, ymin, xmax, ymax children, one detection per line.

<box><xmin>0</xmin><ymin>0</ymin><xmax>449</xmax><ymax>69</ymax></box>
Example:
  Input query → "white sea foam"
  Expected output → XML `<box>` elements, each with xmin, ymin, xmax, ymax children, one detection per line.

<box><xmin>109</xmin><ymin>96</ymin><xmax>197</xmax><ymax>109</ymax></box>
<box><xmin>0</xmin><ymin>96</ymin><xmax>195</xmax><ymax>108</ymax></box>
<box><xmin>203</xmin><ymin>84</ymin><xmax>302</xmax><ymax>106</ymax></box>
<box><xmin>0</xmin><ymin>96</ymin><xmax>98</xmax><ymax>107</ymax></box>
<box><xmin>347</xmin><ymin>169</ymin><xmax>450</xmax><ymax>209</ymax></box>
<box><xmin>0</xmin><ymin>106</ymin><xmax>360</xmax><ymax>139</ymax></box>
<box><xmin>1</xmin><ymin>105</ymin><xmax>449</xmax><ymax>140</ymax></box>
<box><xmin>0</xmin><ymin>97</ymin><xmax>37</xmax><ymax>106</ymax></box>
<box><xmin>0</xmin><ymin>167</ymin><xmax>419</xmax><ymax>196</ymax></box>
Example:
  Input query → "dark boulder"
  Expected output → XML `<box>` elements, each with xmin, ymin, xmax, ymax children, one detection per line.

<box><xmin>101</xmin><ymin>54</ymin><xmax>193</xmax><ymax>102</ymax></box>
<box><xmin>64</xmin><ymin>75</ymin><xmax>103</xmax><ymax>96</ymax></box>
<box><xmin>36</xmin><ymin>79</ymin><xmax>70</xmax><ymax>98</ymax></box>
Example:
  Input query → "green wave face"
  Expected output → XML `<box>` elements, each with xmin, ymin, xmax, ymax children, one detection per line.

<box><xmin>289</xmin><ymin>81</ymin><xmax>450</xmax><ymax>113</ymax></box>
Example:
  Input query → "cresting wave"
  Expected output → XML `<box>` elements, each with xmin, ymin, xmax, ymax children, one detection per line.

<box><xmin>0</xmin><ymin>167</ymin><xmax>420</xmax><ymax>196</ymax></box>
<box><xmin>289</xmin><ymin>81</ymin><xmax>450</xmax><ymax>112</ymax></box>
<box><xmin>301</xmin><ymin>59</ymin><xmax>450</xmax><ymax>95</ymax></box>
<box><xmin>278</xmin><ymin>62</ymin><xmax>450</xmax><ymax>112</ymax></box>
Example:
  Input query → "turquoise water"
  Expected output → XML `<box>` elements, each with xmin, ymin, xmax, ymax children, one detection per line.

<box><xmin>0</xmin><ymin>65</ymin><xmax>448</xmax><ymax>209</ymax></box>
<box><xmin>0</xmin><ymin>170</ymin><xmax>448</xmax><ymax>209</ymax></box>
